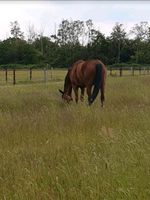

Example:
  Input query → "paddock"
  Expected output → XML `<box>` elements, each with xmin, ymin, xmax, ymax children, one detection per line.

<box><xmin>0</xmin><ymin>73</ymin><xmax>150</xmax><ymax>199</ymax></box>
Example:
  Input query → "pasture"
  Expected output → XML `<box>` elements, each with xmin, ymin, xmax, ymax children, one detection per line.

<box><xmin>0</xmin><ymin>70</ymin><xmax>150</xmax><ymax>199</ymax></box>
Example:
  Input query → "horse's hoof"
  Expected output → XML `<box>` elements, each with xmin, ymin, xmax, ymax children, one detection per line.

<box><xmin>88</xmin><ymin>101</ymin><xmax>92</xmax><ymax>106</ymax></box>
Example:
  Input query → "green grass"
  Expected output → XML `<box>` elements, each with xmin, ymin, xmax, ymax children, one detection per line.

<box><xmin>0</xmin><ymin>74</ymin><xmax>150</xmax><ymax>199</ymax></box>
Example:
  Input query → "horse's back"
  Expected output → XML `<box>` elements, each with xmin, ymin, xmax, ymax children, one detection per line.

<box><xmin>70</xmin><ymin>59</ymin><xmax>106</xmax><ymax>87</ymax></box>
<box><xmin>70</xmin><ymin>60</ymin><xmax>85</xmax><ymax>86</ymax></box>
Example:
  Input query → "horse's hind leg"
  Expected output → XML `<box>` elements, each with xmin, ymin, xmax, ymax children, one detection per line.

<box><xmin>100</xmin><ymin>86</ymin><xmax>105</xmax><ymax>107</ymax></box>
<box><xmin>86</xmin><ymin>86</ymin><xmax>92</xmax><ymax>105</ymax></box>
<box><xmin>80</xmin><ymin>87</ymin><xmax>85</xmax><ymax>102</ymax></box>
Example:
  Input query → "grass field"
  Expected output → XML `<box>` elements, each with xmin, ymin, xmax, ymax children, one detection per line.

<box><xmin>0</xmin><ymin>70</ymin><xmax>150</xmax><ymax>199</ymax></box>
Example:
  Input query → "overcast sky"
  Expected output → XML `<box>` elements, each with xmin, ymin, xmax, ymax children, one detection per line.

<box><xmin>0</xmin><ymin>1</ymin><xmax>150</xmax><ymax>40</ymax></box>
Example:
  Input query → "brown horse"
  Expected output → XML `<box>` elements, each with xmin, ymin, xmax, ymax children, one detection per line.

<box><xmin>59</xmin><ymin>59</ymin><xmax>107</xmax><ymax>106</ymax></box>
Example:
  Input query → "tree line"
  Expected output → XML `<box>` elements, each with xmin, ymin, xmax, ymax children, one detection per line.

<box><xmin>0</xmin><ymin>19</ymin><xmax>150</xmax><ymax>69</ymax></box>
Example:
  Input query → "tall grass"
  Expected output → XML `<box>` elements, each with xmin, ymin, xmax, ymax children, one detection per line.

<box><xmin>0</xmin><ymin>75</ymin><xmax>150</xmax><ymax>199</ymax></box>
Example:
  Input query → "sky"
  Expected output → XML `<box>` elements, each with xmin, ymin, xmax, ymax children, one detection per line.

<box><xmin>0</xmin><ymin>1</ymin><xmax>150</xmax><ymax>40</ymax></box>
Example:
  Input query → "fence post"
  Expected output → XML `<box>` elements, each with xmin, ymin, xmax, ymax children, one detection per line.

<box><xmin>147</xmin><ymin>66</ymin><xmax>149</xmax><ymax>75</ymax></box>
<box><xmin>144</xmin><ymin>67</ymin><xmax>146</xmax><ymax>75</ymax></box>
<box><xmin>110</xmin><ymin>67</ymin><xmax>112</xmax><ymax>76</ymax></box>
<box><xmin>44</xmin><ymin>67</ymin><xmax>47</xmax><ymax>83</ymax></box>
<box><xmin>139</xmin><ymin>67</ymin><xmax>141</xmax><ymax>75</ymax></box>
<box><xmin>119</xmin><ymin>67</ymin><xmax>122</xmax><ymax>77</ymax></box>
<box><xmin>5</xmin><ymin>68</ymin><xmax>8</xmax><ymax>83</ymax></box>
<box><xmin>132</xmin><ymin>67</ymin><xmax>134</xmax><ymax>76</ymax></box>
<box><xmin>50</xmin><ymin>66</ymin><xmax>53</xmax><ymax>79</ymax></box>
<box><xmin>29</xmin><ymin>68</ymin><xmax>32</xmax><ymax>81</ymax></box>
<box><xmin>13</xmin><ymin>68</ymin><xmax>16</xmax><ymax>85</ymax></box>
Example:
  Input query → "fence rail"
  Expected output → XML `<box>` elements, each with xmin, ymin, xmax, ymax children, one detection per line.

<box><xmin>108</xmin><ymin>66</ymin><xmax>150</xmax><ymax>77</ymax></box>
<box><xmin>0</xmin><ymin>68</ymin><xmax>55</xmax><ymax>85</ymax></box>
<box><xmin>0</xmin><ymin>67</ymin><xmax>150</xmax><ymax>85</ymax></box>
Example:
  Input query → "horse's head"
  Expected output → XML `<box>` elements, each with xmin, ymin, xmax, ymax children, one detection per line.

<box><xmin>59</xmin><ymin>68</ymin><xmax>73</xmax><ymax>103</ymax></box>
<box><xmin>59</xmin><ymin>89</ymin><xmax>73</xmax><ymax>103</ymax></box>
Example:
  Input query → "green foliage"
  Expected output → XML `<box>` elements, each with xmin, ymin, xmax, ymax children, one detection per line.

<box><xmin>0</xmin><ymin>63</ymin><xmax>47</xmax><ymax>70</ymax></box>
<box><xmin>0</xmin><ymin>38</ymin><xmax>42</xmax><ymax>65</ymax></box>
<box><xmin>110</xmin><ymin>23</ymin><xmax>127</xmax><ymax>63</ymax></box>
<box><xmin>1</xmin><ymin>20</ymin><xmax>150</xmax><ymax>68</ymax></box>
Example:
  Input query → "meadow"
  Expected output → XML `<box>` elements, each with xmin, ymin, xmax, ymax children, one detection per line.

<box><xmin>0</xmin><ymin>70</ymin><xmax>150</xmax><ymax>200</ymax></box>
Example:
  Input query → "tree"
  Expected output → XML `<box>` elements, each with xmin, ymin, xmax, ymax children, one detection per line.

<box><xmin>131</xmin><ymin>22</ymin><xmax>148</xmax><ymax>41</ymax></box>
<box><xmin>33</xmin><ymin>36</ymin><xmax>58</xmax><ymax>64</ymax></box>
<box><xmin>110</xmin><ymin>23</ymin><xmax>126</xmax><ymax>63</ymax></box>
<box><xmin>9</xmin><ymin>21</ymin><xmax>25</xmax><ymax>63</ymax></box>
<box><xmin>0</xmin><ymin>37</ymin><xmax>41</xmax><ymax>64</ymax></box>
<box><xmin>27</xmin><ymin>23</ymin><xmax>37</xmax><ymax>44</ymax></box>
<box><xmin>85</xmin><ymin>29</ymin><xmax>108</xmax><ymax>63</ymax></box>
<box><xmin>130</xmin><ymin>22</ymin><xmax>149</xmax><ymax>63</ymax></box>
<box><xmin>85</xmin><ymin>19</ymin><xmax>93</xmax><ymax>45</ymax></box>
<box><xmin>0</xmin><ymin>19</ymin><xmax>149</xmax><ymax>67</ymax></box>
<box><xmin>10</xmin><ymin>21</ymin><xmax>24</xmax><ymax>39</ymax></box>
<box><xmin>57</xmin><ymin>19</ymin><xmax>84</xmax><ymax>46</ymax></box>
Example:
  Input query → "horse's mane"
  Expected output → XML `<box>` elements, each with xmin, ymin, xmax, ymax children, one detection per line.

<box><xmin>64</xmin><ymin>69</ymin><xmax>72</xmax><ymax>93</ymax></box>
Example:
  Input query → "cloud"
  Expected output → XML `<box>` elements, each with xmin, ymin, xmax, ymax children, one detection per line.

<box><xmin>0</xmin><ymin>1</ymin><xmax>150</xmax><ymax>40</ymax></box>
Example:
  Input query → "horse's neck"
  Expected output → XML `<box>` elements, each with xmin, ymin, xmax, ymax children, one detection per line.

<box><xmin>64</xmin><ymin>71</ymin><xmax>72</xmax><ymax>95</ymax></box>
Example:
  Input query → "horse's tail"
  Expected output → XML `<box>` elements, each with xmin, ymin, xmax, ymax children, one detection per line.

<box><xmin>88</xmin><ymin>63</ymin><xmax>102</xmax><ymax>105</ymax></box>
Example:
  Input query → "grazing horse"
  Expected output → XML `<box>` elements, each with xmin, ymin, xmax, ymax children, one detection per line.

<box><xmin>59</xmin><ymin>59</ymin><xmax>107</xmax><ymax>106</ymax></box>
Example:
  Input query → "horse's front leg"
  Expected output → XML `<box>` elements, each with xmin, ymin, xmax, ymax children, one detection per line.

<box><xmin>80</xmin><ymin>87</ymin><xmax>85</xmax><ymax>102</ymax></box>
<box><xmin>73</xmin><ymin>85</ymin><xmax>79</xmax><ymax>103</ymax></box>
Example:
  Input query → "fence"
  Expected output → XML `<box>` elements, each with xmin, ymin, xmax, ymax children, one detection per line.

<box><xmin>108</xmin><ymin>66</ymin><xmax>150</xmax><ymax>77</ymax></box>
<box><xmin>0</xmin><ymin>66</ymin><xmax>150</xmax><ymax>85</ymax></box>
<box><xmin>0</xmin><ymin>68</ymin><xmax>57</xmax><ymax>85</ymax></box>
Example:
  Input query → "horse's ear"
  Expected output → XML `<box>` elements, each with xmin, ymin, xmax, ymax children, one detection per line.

<box><xmin>59</xmin><ymin>89</ymin><xmax>64</xmax><ymax>94</ymax></box>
